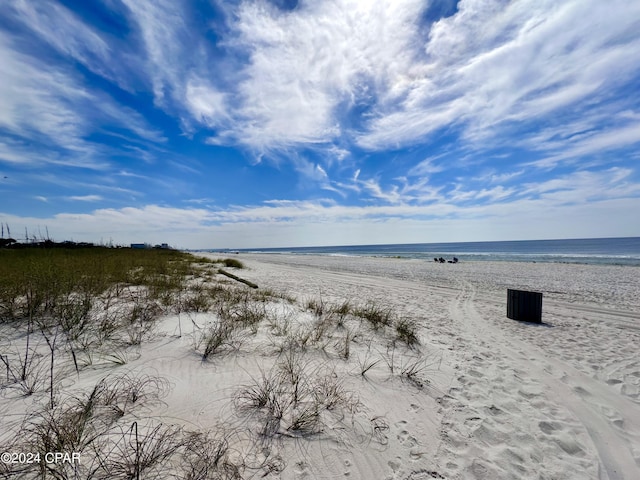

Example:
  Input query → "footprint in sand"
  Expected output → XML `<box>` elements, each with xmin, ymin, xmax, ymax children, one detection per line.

<box><xmin>397</xmin><ymin>430</ymin><xmax>418</xmax><ymax>447</ymax></box>
<box><xmin>538</xmin><ymin>420</ymin><xmax>562</xmax><ymax>434</ymax></box>
<box><xmin>554</xmin><ymin>434</ymin><xmax>586</xmax><ymax>456</ymax></box>
<box><xmin>293</xmin><ymin>461</ymin><xmax>310</xmax><ymax>478</ymax></box>
<box><xmin>517</xmin><ymin>384</ymin><xmax>543</xmax><ymax>399</ymax></box>
<box><xmin>395</xmin><ymin>420</ymin><xmax>419</xmax><ymax>448</ymax></box>
<box><xmin>486</xmin><ymin>405</ymin><xmax>504</xmax><ymax>416</ymax></box>
<box><xmin>343</xmin><ymin>459</ymin><xmax>351</xmax><ymax>477</ymax></box>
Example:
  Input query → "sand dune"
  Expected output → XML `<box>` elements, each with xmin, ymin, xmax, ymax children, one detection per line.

<box><xmin>2</xmin><ymin>253</ymin><xmax>639</xmax><ymax>479</ymax></box>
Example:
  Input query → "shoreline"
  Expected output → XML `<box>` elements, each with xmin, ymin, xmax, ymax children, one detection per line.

<box><xmin>204</xmin><ymin>250</ymin><xmax>640</xmax><ymax>268</ymax></box>
<box><xmin>230</xmin><ymin>253</ymin><xmax>640</xmax><ymax>312</ymax></box>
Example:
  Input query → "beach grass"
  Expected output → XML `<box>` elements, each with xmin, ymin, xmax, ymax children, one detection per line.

<box><xmin>0</xmin><ymin>247</ymin><xmax>197</xmax><ymax>323</ymax></box>
<box><xmin>0</xmin><ymin>249</ymin><xmax>435</xmax><ymax>478</ymax></box>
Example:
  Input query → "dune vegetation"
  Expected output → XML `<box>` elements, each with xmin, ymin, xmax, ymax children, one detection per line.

<box><xmin>0</xmin><ymin>247</ymin><xmax>431</xmax><ymax>479</ymax></box>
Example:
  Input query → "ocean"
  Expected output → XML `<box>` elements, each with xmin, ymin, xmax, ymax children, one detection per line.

<box><xmin>232</xmin><ymin>237</ymin><xmax>640</xmax><ymax>266</ymax></box>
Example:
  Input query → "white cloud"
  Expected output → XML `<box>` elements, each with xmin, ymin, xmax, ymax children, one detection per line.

<box><xmin>0</xmin><ymin>32</ymin><xmax>89</xmax><ymax>149</ymax></box>
<box><xmin>409</xmin><ymin>155</ymin><xmax>446</xmax><ymax>176</ymax></box>
<box><xmin>474</xmin><ymin>186</ymin><xmax>516</xmax><ymax>201</ymax></box>
<box><xmin>467</xmin><ymin>169</ymin><xmax>524</xmax><ymax>186</ymax></box>
<box><xmin>3</xmin><ymin>193</ymin><xmax>639</xmax><ymax>249</ymax></box>
<box><xmin>185</xmin><ymin>80</ymin><xmax>228</xmax><ymax>126</ymax></box>
<box><xmin>8</xmin><ymin>0</ymin><xmax>115</xmax><ymax>83</ymax></box>
<box><xmin>530</xmin><ymin>121</ymin><xmax>640</xmax><ymax>168</ymax></box>
<box><xmin>98</xmin><ymin>103</ymin><xmax>167</xmax><ymax>144</ymax></box>
<box><xmin>357</xmin><ymin>0</ymin><xmax>640</xmax><ymax>152</ymax></box>
<box><xmin>0</xmin><ymin>29</ymin><xmax>165</xmax><ymax>169</ymax></box>
<box><xmin>0</xmin><ymin>141</ymin><xmax>32</xmax><ymax>164</ymax></box>
<box><xmin>13</xmin><ymin>0</ymin><xmax>632</xmax><ymax>172</ymax></box>
<box><xmin>2</xmin><ymin>164</ymin><xmax>634</xmax><ymax>247</ymax></box>
<box><xmin>518</xmin><ymin>168</ymin><xmax>638</xmax><ymax>202</ymax></box>
<box><xmin>192</xmin><ymin>0</ymin><xmax>426</xmax><ymax>151</ymax></box>
<box><xmin>67</xmin><ymin>195</ymin><xmax>104</xmax><ymax>202</ymax></box>
<box><xmin>120</xmin><ymin>0</ymin><xmax>190</xmax><ymax>104</ymax></box>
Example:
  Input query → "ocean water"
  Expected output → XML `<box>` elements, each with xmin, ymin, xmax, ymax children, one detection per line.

<box><xmin>234</xmin><ymin>237</ymin><xmax>640</xmax><ymax>266</ymax></box>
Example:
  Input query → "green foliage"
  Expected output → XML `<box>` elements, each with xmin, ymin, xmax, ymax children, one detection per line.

<box><xmin>0</xmin><ymin>248</ymin><xmax>194</xmax><ymax>324</ymax></box>
<box><xmin>220</xmin><ymin>258</ymin><xmax>244</xmax><ymax>269</ymax></box>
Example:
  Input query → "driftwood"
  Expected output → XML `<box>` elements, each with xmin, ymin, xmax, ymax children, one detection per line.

<box><xmin>218</xmin><ymin>269</ymin><xmax>259</xmax><ymax>289</ymax></box>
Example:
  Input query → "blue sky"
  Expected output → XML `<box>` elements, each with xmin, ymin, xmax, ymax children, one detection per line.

<box><xmin>1</xmin><ymin>0</ymin><xmax>639</xmax><ymax>249</ymax></box>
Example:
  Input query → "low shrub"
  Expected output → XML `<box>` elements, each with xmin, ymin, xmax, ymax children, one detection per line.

<box><xmin>222</xmin><ymin>258</ymin><xmax>244</xmax><ymax>269</ymax></box>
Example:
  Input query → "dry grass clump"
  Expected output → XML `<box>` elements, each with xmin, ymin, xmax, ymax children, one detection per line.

<box><xmin>194</xmin><ymin>291</ymin><xmax>273</xmax><ymax>359</ymax></box>
<box><xmin>96</xmin><ymin>421</ymin><xmax>249</xmax><ymax>480</ymax></box>
<box><xmin>219</xmin><ymin>295</ymin><xmax>267</xmax><ymax>330</ymax></box>
<box><xmin>304</xmin><ymin>297</ymin><xmax>352</xmax><ymax>324</ymax></box>
<box><xmin>178</xmin><ymin>282</ymin><xmax>212</xmax><ymax>312</ymax></box>
<box><xmin>1</xmin><ymin>372</ymin><xmax>172</xmax><ymax>478</ymax></box>
<box><xmin>0</xmin><ymin>370</ymin><xmax>256</xmax><ymax>480</ymax></box>
<box><xmin>352</xmin><ymin>301</ymin><xmax>394</xmax><ymax>331</ymax></box>
<box><xmin>181</xmin><ymin>430</ymin><xmax>246</xmax><ymax>480</ymax></box>
<box><xmin>269</xmin><ymin>295</ymin><xmax>421</xmax><ymax>362</ymax></box>
<box><xmin>236</xmin><ymin>349</ymin><xmax>361</xmax><ymax>438</ymax></box>
<box><xmin>275</xmin><ymin>297</ymin><xmax>358</xmax><ymax>357</ymax></box>
<box><xmin>196</xmin><ymin>318</ymin><xmax>241</xmax><ymax>360</ymax></box>
<box><xmin>0</xmin><ymin>345</ymin><xmax>48</xmax><ymax>396</ymax></box>
<box><xmin>357</xmin><ymin>349</ymin><xmax>381</xmax><ymax>377</ymax></box>
<box><xmin>253</xmin><ymin>288</ymin><xmax>295</xmax><ymax>304</ymax></box>
<box><xmin>394</xmin><ymin>318</ymin><xmax>420</xmax><ymax>347</ymax></box>
<box><xmin>305</xmin><ymin>297</ymin><xmax>326</xmax><ymax>318</ymax></box>
<box><xmin>331</xmin><ymin>300</ymin><xmax>352</xmax><ymax>327</ymax></box>
<box><xmin>99</xmin><ymin>422</ymin><xmax>185</xmax><ymax>479</ymax></box>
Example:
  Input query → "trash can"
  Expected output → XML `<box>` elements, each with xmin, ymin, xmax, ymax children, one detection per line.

<box><xmin>507</xmin><ymin>289</ymin><xmax>543</xmax><ymax>323</ymax></box>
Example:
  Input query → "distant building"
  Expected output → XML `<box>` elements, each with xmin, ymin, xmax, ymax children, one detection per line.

<box><xmin>131</xmin><ymin>242</ymin><xmax>171</xmax><ymax>249</ymax></box>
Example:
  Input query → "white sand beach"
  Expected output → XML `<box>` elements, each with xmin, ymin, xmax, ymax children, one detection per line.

<box><xmin>2</xmin><ymin>253</ymin><xmax>639</xmax><ymax>479</ymax></box>
<box><xmin>223</xmin><ymin>254</ymin><xmax>640</xmax><ymax>480</ymax></box>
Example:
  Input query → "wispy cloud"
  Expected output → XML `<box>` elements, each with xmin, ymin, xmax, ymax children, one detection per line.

<box><xmin>0</xmin><ymin>28</ymin><xmax>163</xmax><ymax>171</ymax></box>
<box><xmin>357</xmin><ymin>0</ymin><xmax>640</xmax><ymax>154</ymax></box>
<box><xmin>529</xmin><ymin>121</ymin><xmax>640</xmax><ymax>168</ymax></box>
<box><xmin>1</xmin><ymin>0</ymin><xmax>639</xmax><ymax>247</ymax></box>
<box><xmin>67</xmin><ymin>195</ymin><xmax>104</xmax><ymax>202</ymax></box>
<box><xmin>0</xmin><ymin>31</ymin><xmax>94</xmax><ymax>157</ymax></box>
<box><xmin>120</xmin><ymin>0</ymin><xmax>191</xmax><ymax>104</ymax></box>
<box><xmin>7</xmin><ymin>1</ymin><xmax>114</xmax><ymax>80</ymax></box>
<box><xmin>195</xmin><ymin>0</ymin><xmax>427</xmax><ymax>152</ymax></box>
<box><xmin>2</xmin><ymin>167</ymin><xmax>638</xmax><ymax>247</ymax></box>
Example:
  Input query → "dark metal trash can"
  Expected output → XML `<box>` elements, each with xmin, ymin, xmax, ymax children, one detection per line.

<box><xmin>507</xmin><ymin>289</ymin><xmax>543</xmax><ymax>323</ymax></box>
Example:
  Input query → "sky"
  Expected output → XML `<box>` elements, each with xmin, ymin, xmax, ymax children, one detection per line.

<box><xmin>1</xmin><ymin>0</ymin><xmax>639</xmax><ymax>249</ymax></box>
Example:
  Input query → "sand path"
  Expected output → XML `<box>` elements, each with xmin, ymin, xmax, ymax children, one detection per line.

<box><xmin>441</xmin><ymin>278</ymin><xmax>639</xmax><ymax>479</ymax></box>
<box><xmin>231</xmin><ymin>254</ymin><xmax>640</xmax><ymax>479</ymax></box>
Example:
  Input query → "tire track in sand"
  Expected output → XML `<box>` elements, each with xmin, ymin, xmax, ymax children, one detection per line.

<box><xmin>437</xmin><ymin>279</ymin><xmax>640</xmax><ymax>479</ymax></box>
